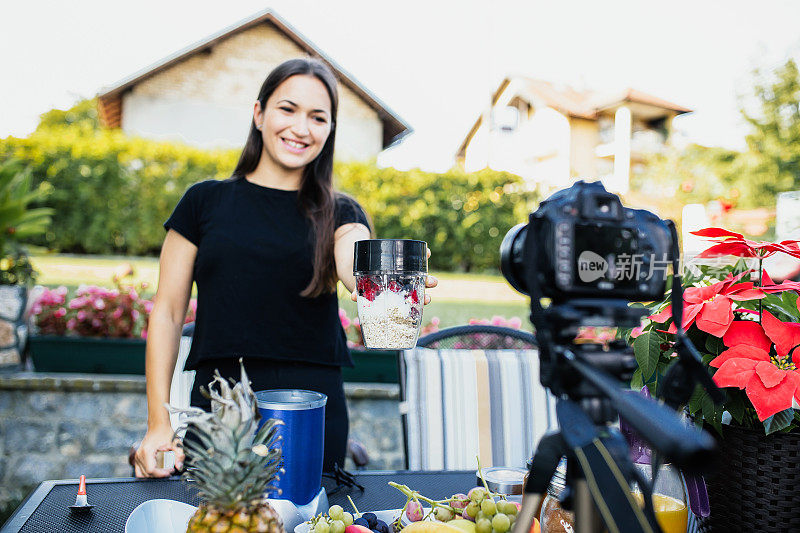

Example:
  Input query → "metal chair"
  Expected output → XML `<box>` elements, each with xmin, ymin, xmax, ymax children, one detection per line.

<box><xmin>399</xmin><ymin>325</ymin><xmax>555</xmax><ymax>470</ymax></box>
<box><xmin>416</xmin><ymin>324</ymin><xmax>537</xmax><ymax>349</ymax></box>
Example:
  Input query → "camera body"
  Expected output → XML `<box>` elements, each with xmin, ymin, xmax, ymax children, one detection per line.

<box><xmin>501</xmin><ymin>181</ymin><xmax>672</xmax><ymax>304</ymax></box>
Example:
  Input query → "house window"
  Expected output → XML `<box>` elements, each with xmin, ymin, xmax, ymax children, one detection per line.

<box><xmin>598</xmin><ymin>116</ymin><xmax>614</xmax><ymax>143</ymax></box>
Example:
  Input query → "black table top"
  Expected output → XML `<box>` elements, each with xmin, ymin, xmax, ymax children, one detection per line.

<box><xmin>1</xmin><ymin>471</ymin><xmax>476</xmax><ymax>533</ymax></box>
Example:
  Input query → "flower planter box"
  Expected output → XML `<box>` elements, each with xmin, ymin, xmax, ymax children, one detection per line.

<box><xmin>28</xmin><ymin>337</ymin><xmax>399</xmax><ymax>381</ymax></box>
<box><xmin>343</xmin><ymin>349</ymin><xmax>399</xmax><ymax>384</ymax></box>
<box><xmin>28</xmin><ymin>335</ymin><xmax>146</xmax><ymax>374</ymax></box>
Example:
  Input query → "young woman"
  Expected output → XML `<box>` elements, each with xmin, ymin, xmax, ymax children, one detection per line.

<box><xmin>134</xmin><ymin>58</ymin><xmax>436</xmax><ymax>477</ymax></box>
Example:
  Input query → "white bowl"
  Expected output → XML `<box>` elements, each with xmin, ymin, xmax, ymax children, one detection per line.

<box><xmin>125</xmin><ymin>499</ymin><xmax>197</xmax><ymax>533</ymax></box>
<box><xmin>294</xmin><ymin>509</ymin><xmax>403</xmax><ymax>533</ymax></box>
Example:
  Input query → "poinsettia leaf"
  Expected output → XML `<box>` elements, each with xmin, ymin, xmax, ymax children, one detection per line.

<box><xmin>725</xmin><ymin>389</ymin><xmax>746</xmax><ymax>424</ymax></box>
<box><xmin>705</xmin><ymin>335</ymin><xmax>725</xmax><ymax>355</ymax></box>
<box><xmin>761</xmin><ymin>293</ymin><xmax>798</xmax><ymax>322</ymax></box>
<box><xmin>633</xmin><ymin>330</ymin><xmax>661</xmax><ymax>382</ymax></box>
<box><xmin>763</xmin><ymin>409</ymin><xmax>794</xmax><ymax>435</ymax></box>
<box><xmin>630</xmin><ymin>368</ymin><xmax>643</xmax><ymax>391</ymax></box>
<box><xmin>690</xmin><ymin>227</ymin><xmax>743</xmax><ymax>239</ymax></box>
<box><xmin>701</xmin><ymin>352</ymin><xmax>717</xmax><ymax>365</ymax></box>
<box><xmin>697</xmin><ymin>388</ymin><xmax>722</xmax><ymax>434</ymax></box>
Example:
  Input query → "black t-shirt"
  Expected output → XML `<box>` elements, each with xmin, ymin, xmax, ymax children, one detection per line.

<box><xmin>163</xmin><ymin>177</ymin><xmax>369</xmax><ymax>370</ymax></box>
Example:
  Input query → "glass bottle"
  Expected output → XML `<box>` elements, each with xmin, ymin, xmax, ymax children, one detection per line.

<box><xmin>631</xmin><ymin>462</ymin><xmax>688</xmax><ymax>533</ymax></box>
<box><xmin>539</xmin><ymin>459</ymin><xmax>575</xmax><ymax>533</ymax></box>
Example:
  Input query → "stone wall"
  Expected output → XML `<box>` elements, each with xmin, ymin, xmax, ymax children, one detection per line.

<box><xmin>0</xmin><ymin>373</ymin><xmax>402</xmax><ymax>510</ymax></box>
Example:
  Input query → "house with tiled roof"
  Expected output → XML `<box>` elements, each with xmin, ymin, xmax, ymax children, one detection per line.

<box><xmin>96</xmin><ymin>9</ymin><xmax>410</xmax><ymax>161</ymax></box>
<box><xmin>455</xmin><ymin>77</ymin><xmax>691</xmax><ymax>193</ymax></box>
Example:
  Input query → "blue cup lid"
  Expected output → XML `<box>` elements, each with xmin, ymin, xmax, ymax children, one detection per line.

<box><xmin>255</xmin><ymin>389</ymin><xmax>327</xmax><ymax>410</ymax></box>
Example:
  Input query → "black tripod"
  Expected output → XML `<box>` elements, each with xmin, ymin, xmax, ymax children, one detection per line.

<box><xmin>512</xmin><ymin>300</ymin><xmax>718</xmax><ymax>533</ymax></box>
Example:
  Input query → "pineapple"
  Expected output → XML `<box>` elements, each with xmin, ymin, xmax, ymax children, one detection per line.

<box><xmin>168</xmin><ymin>360</ymin><xmax>286</xmax><ymax>533</ymax></box>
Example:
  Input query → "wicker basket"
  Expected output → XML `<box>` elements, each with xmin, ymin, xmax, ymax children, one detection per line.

<box><xmin>698</xmin><ymin>424</ymin><xmax>800</xmax><ymax>532</ymax></box>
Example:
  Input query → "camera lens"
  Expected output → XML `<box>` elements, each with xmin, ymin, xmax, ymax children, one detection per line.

<box><xmin>500</xmin><ymin>223</ymin><xmax>529</xmax><ymax>295</ymax></box>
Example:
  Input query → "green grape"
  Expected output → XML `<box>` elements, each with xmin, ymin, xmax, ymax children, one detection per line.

<box><xmin>434</xmin><ymin>507</ymin><xmax>454</xmax><ymax>521</ymax></box>
<box><xmin>465</xmin><ymin>501</ymin><xmax>480</xmax><ymax>518</ymax></box>
<box><xmin>476</xmin><ymin>518</ymin><xmax>492</xmax><ymax>533</ymax></box>
<box><xmin>507</xmin><ymin>513</ymin><xmax>516</xmax><ymax>525</ymax></box>
<box><xmin>329</xmin><ymin>505</ymin><xmax>344</xmax><ymax>521</ymax></box>
<box><xmin>505</xmin><ymin>502</ymin><xmax>519</xmax><ymax>516</ymax></box>
<box><xmin>315</xmin><ymin>520</ymin><xmax>331</xmax><ymax>533</ymax></box>
<box><xmin>331</xmin><ymin>520</ymin><xmax>345</xmax><ymax>533</ymax></box>
<box><xmin>492</xmin><ymin>513</ymin><xmax>510</xmax><ymax>533</ymax></box>
<box><xmin>468</xmin><ymin>487</ymin><xmax>486</xmax><ymax>502</ymax></box>
<box><xmin>498</xmin><ymin>501</ymin><xmax>517</xmax><ymax>515</ymax></box>
<box><xmin>342</xmin><ymin>512</ymin><xmax>354</xmax><ymax>526</ymax></box>
<box><xmin>476</xmin><ymin>511</ymin><xmax>487</xmax><ymax>522</ymax></box>
<box><xmin>480</xmin><ymin>499</ymin><xmax>497</xmax><ymax>516</ymax></box>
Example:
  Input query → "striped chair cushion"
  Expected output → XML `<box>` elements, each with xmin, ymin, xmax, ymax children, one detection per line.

<box><xmin>402</xmin><ymin>347</ymin><xmax>556</xmax><ymax>470</ymax></box>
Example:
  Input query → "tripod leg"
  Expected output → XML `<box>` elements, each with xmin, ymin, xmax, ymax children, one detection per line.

<box><xmin>513</xmin><ymin>433</ymin><xmax>566</xmax><ymax>533</ymax></box>
<box><xmin>574</xmin><ymin>480</ymin><xmax>604</xmax><ymax>533</ymax></box>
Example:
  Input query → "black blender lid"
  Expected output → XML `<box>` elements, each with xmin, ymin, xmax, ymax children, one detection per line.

<box><xmin>354</xmin><ymin>239</ymin><xmax>427</xmax><ymax>273</ymax></box>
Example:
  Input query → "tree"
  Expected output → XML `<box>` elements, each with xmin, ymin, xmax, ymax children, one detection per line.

<box><xmin>36</xmin><ymin>98</ymin><xmax>99</xmax><ymax>133</ymax></box>
<box><xmin>741</xmin><ymin>58</ymin><xmax>800</xmax><ymax>205</ymax></box>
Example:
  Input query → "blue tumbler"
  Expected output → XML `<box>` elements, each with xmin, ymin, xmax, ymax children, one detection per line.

<box><xmin>255</xmin><ymin>389</ymin><xmax>327</xmax><ymax>505</ymax></box>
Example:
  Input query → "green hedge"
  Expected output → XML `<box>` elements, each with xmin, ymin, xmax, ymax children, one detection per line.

<box><xmin>0</xmin><ymin>128</ymin><xmax>538</xmax><ymax>271</ymax></box>
<box><xmin>0</xmin><ymin>127</ymin><xmax>239</xmax><ymax>255</ymax></box>
<box><xmin>335</xmin><ymin>162</ymin><xmax>538</xmax><ymax>272</ymax></box>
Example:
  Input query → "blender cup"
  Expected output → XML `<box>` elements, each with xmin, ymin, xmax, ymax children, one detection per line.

<box><xmin>353</xmin><ymin>239</ymin><xmax>427</xmax><ymax>349</ymax></box>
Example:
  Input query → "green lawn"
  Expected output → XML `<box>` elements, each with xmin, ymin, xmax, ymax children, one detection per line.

<box><xmin>30</xmin><ymin>253</ymin><xmax>530</xmax><ymax>329</ymax></box>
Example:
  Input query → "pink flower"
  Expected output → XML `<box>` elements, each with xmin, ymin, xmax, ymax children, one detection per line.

<box><xmin>77</xmin><ymin>311</ymin><xmax>86</xmax><ymax>320</ymax></box>
<box><xmin>491</xmin><ymin>315</ymin><xmax>506</xmax><ymax>326</ymax></box>
<box><xmin>94</xmin><ymin>299</ymin><xmax>106</xmax><ymax>310</ymax></box>
<box><xmin>54</xmin><ymin>308</ymin><xmax>66</xmax><ymax>318</ymax></box>
<box><xmin>66</xmin><ymin>318</ymin><xmax>77</xmax><ymax>330</ymax></box>
<box><xmin>92</xmin><ymin>318</ymin><xmax>102</xmax><ymax>328</ymax></box>
<box><xmin>508</xmin><ymin>316</ymin><xmax>522</xmax><ymax>329</ymax></box>
<box><xmin>112</xmin><ymin>308</ymin><xmax>123</xmax><ymax>319</ymax></box>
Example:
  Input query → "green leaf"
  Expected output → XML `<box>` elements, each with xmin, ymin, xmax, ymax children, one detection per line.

<box><xmin>630</xmin><ymin>368</ymin><xmax>643</xmax><ymax>391</ymax></box>
<box><xmin>704</xmin><ymin>335</ymin><xmax>725</xmax><ymax>355</ymax></box>
<box><xmin>633</xmin><ymin>331</ymin><xmax>661</xmax><ymax>382</ymax></box>
<box><xmin>763</xmin><ymin>409</ymin><xmax>794</xmax><ymax>435</ymax></box>
<box><xmin>726</xmin><ymin>389</ymin><xmax>746</xmax><ymax>424</ymax></box>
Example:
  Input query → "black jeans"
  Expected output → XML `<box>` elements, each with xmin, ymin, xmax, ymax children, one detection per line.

<box><xmin>187</xmin><ymin>357</ymin><xmax>348</xmax><ymax>472</ymax></box>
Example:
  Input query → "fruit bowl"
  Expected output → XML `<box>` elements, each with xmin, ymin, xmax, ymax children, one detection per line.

<box><xmin>125</xmin><ymin>499</ymin><xmax>197</xmax><ymax>533</ymax></box>
<box><xmin>294</xmin><ymin>510</ymin><xmax>401</xmax><ymax>533</ymax></box>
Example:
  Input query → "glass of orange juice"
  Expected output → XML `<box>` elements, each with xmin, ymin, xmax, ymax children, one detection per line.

<box><xmin>631</xmin><ymin>462</ymin><xmax>688</xmax><ymax>533</ymax></box>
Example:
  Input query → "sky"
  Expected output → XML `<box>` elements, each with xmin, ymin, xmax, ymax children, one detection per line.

<box><xmin>2</xmin><ymin>0</ymin><xmax>800</xmax><ymax>172</ymax></box>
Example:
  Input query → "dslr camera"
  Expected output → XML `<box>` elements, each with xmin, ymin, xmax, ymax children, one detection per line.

<box><xmin>501</xmin><ymin>180</ymin><xmax>672</xmax><ymax>305</ymax></box>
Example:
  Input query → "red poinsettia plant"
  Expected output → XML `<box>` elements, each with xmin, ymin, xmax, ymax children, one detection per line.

<box><xmin>630</xmin><ymin>228</ymin><xmax>800</xmax><ymax>435</ymax></box>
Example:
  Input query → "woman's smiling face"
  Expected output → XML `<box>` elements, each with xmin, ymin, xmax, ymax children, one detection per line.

<box><xmin>256</xmin><ymin>74</ymin><xmax>333</xmax><ymax>175</ymax></box>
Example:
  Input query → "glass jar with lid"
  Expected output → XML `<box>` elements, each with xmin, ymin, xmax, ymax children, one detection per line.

<box><xmin>539</xmin><ymin>458</ymin><xmax>575</xmax><ymax>533</ymax></box>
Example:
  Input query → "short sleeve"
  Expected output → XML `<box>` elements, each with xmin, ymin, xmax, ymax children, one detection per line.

<box><xmin>164</xmin><ymin>183</ymin><xmax>204</xmax><ymax>246</ymax></box>
<box><xmin>335</xmin><ymin>194</ymin><xmax>370</xmax><ymax>230</ymax></box>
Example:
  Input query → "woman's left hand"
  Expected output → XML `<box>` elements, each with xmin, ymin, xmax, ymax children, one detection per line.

<box><xmin>349</xmin><ymin>246</ymin><xmax>438</xmax><ymax>304</ymax></box>
<box><xmin>422</xmin><ymin>246</ymin><xmax>437</xmax><ymax>305</ymax></box>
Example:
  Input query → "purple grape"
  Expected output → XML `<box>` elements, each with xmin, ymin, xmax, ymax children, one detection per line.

<box><xmin>406</xmin><ymin>501</ymin><xmax>424</xmax><ymax>522</ymax></box>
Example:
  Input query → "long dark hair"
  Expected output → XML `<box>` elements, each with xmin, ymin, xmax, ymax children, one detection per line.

<box><xmin>232</xmin><ymin>58</ymin><xmax>340</xmax><ymax>298</ymax></box>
